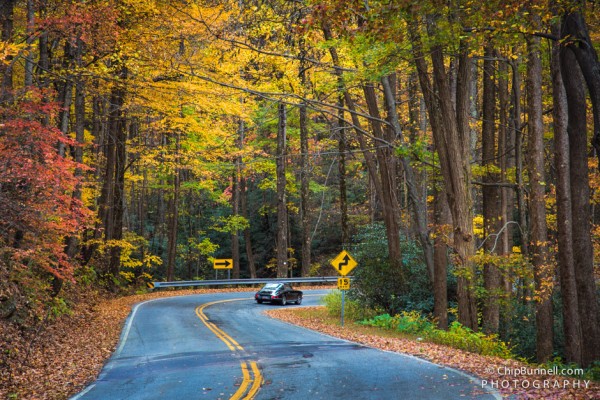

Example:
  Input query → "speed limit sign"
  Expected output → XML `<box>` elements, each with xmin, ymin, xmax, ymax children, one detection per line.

<box><xmin>337</xmin><ymin>277</ymin><xmax>350</xmax><ymax>290</ymax></box>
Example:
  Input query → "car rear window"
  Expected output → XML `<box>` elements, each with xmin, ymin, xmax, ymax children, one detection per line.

<box><xmin>263</xmin><ymin>283</ymin><xmax>280</xmax><ymax>290</ymax></box>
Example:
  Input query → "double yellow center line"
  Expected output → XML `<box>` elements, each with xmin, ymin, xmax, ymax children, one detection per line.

<box><xmin>195</xmin><ymin>299</ymin><xmax>262</xmax><ymax>399</ymax></box>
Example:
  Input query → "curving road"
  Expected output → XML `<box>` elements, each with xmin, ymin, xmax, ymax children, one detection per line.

<box><xmin>71</xmin><ymin>290</ymin><xmax>500</xmax><ymax>400</ymax></box>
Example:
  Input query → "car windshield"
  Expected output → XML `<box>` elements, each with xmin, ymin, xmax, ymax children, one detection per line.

<box><xmin>263</xmin><ymin>283</ymin><xmax>280</xmax><ymax>290</ymax></box>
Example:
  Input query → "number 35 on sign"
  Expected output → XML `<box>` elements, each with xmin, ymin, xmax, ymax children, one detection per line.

<box><xmin>337</xmin><ymin>277</ymin><xmax>350</xmax><ymax>290</ymax></box>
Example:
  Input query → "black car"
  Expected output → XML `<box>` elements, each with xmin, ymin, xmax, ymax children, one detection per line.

<box><xmin>255</xmin><ymin>282</ymin><xmax>303</xmax><ymax>305</ymax></box>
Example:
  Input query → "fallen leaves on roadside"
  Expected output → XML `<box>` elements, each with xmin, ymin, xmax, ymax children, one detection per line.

<box><xmin>266</xmin><ymin>307</ymin><xmax>600</xmax><ymax>400</ymax></box>
<box><xmin>0</xmin><ymin>286</ymin><xmax>260</xmax><ymax>400</ymax></box>
<box><xmin>5</xmin><ymin>286</ymin><xmax>594</xmax><ymax>400</ymax></box>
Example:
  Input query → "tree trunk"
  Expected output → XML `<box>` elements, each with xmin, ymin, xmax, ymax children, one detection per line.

<box><xmin>481</xmin><ymin>43</ymin><xmax>501</xmax><ymax>334</ymax></box>
<box><xmin>508</xmin><ymin>58</ymin><xmax>529</xmax><ymax>260</ymax></box>
<box><xmin>0</xmin><ymin>0</ymin><xmax>15</xmax><ymax>100</ymax></box>
<box><xmin>322</xmin><ymin>24</ymin><xmax>403</xmax><ymax>273</ymax></box>
<box><xmin>337</xmin><ymin>97</ymin><xmax>349</xmax><ymax>248</ymax></box>
<box><xmin>381</xmin><ymin>75</ymin><xmax>434</xmax><ymax>282</ymax></box>
<box><xmin>237</xmin><ymin>120</ymin><xmax>256</xmax><ymax>278</ymax></box>
<box><xmin>510</xmin><ymin>56</ymin><xmax>530</xmax><ymax>304</ymax></box>
<box><xmin>498</xmin><ymin>57</ymin><xmax>514</xmax><ymax>283</ymax></box>
<box><xmin>276</xmin><ymin>103</ymin><xmax>288</xmax><ymax>278</ymax></box>
<box><xmin>363</xmin><ymin>83</ymin><xmax>403</xmax><ymax>271</ymax></box>
<box><xmin>232</xmin><ymin>127</ymin><xmax>241</xmax><ymax>279</ymax></box>
<box><xmin>433</xmin><ymin>183</ymin><xmax>451</xmax><ymax>330</ymax></box>
<box><xmin>299</xmin><ymin>102</ymin><xmax>312</xmax><ymax>276</ymax></box>
<box><xmin>166</xmin><ymin>133</ymin><xmax>180</xmax><ymax>282</ymax></box>
<box><xmin>409</xmin><ymin>20</ymin><xmax>477</xmax><ymax>329</ymax></box>
<box><xmin>107</xmin><ymin>66</ymin><xmax>128</xmax><ymax>278</ymax></box>
<box><xmin>240</xmin><ymin>175</ymin><xmax>256</xmax><ymax>278</ymax></box>
<box><xmin>57</xmin><ymin>41</ymin><xmax>74</xmax><ymax>158</ymax></box>
<box><xmin>552</xmin><ymin>26</ymin><xmax>582</xmax><ymax>365</ymax></box>
<box><xmin>65</xmin><ymin>40</ymin><xmax>85</xmax><ymax>259</ymax></box>
<box><xmin>24</xmin><ymin>0</ymin><xmax>34</xmax><ymax>87</ymax></box>
<box><xmin>432</xmin><ymin>47</ymin><xmax>477</xmax><ymax>329</ymax></box>
<box><xmin>498</xmin><ymin>56</ymin><xmax>516</xmax><ymax>336</ymax></box>
<box><xmin>526</xmin><ymin>33</ymin><xmax>553</xmax><ymax>363</ymax></box>
<box><xmin>561</xmin><ymin>10</ymin><xmax>600</xmax><ymax>368</ymax></box>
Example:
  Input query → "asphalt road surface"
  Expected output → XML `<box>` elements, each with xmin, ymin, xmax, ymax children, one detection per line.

<box><xmin>71</xmin><ymin>290</ymin><xmax>500</xmax><ymax>400</ymax></box>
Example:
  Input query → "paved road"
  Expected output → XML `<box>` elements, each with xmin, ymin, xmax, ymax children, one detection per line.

<box><xmin>71</xmin><ymin>290</ymin><xmax>499</xmax><ymax>399</ymax></box>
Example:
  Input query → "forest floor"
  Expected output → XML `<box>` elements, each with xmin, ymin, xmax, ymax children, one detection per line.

<box><xmin>1</xmin><ymin>287</ymin><xmax>598</xmax><ymax>400</ymax></box>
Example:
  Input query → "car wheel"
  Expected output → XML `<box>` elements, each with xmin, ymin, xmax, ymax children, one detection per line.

<box><xmin>281</xmin><ymin>295</ymin><xmax>287</xmax><ymax>306</ymax></box>
<box><xmin>257</xmin><ymin>299</ymin><xmax>263</xmax><ymax>304</ymax></box>
<box><xmin>295</xmin><ymin>295</ymin><xmax>302</xmax><ymax>305</ymax></box>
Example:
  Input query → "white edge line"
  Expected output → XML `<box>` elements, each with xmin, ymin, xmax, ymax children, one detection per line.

<box><xmin>69</xmin><ymin>292</ymin><xmax>295</xmax><ymax>400</ymax></box>
<box><xmin>69</xmin><ymin>297</ymin><xmax>165</xmax><ymax>400</ymax></box>
<box><xmin>264</xmin><ymin>302</ymin><xmax>503</xmax><ymax>400</ymax></box>
<box><xmin>115</xmin><ymin>297</ymin><xmax>164</xmax><ymax>356</ymax></box>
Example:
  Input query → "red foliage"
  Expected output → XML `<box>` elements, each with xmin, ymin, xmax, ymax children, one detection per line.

<box><xmin>38</xmin><ymin>1</ymin><xmax>121</xmax><ymax>56</ymax></box>
<box><xmin>0</xmin><ymin>87</ymin><xmax>92</xmax><ymax>280</ymax></box>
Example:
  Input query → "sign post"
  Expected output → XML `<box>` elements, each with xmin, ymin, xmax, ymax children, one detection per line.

<box><xmin>330</xmin><ymin>251</ymin><xmax>357</xmax><ymax>327</ymax></box>
<box><xmin>213</xmin><ymin>259</ymin><xmax>233</xmax><ymax>280</ymax></box>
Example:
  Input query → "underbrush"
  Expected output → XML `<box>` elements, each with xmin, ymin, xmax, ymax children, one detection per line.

<box><xmin>359</xmin><ymin>311</ymin><xmax>514</xmax><ymax>359</ymax></box>
<box><xmin>320</xmin><ymin>290</ymin><xmax>380</xmax><ymax>321</ymax></box>
<box><xmin>322</xmin><ymin>290</ymin><xmax>512</xmax><ymax>358</ymax></box>
<box><xmin>322</xmin><ymin>291</ymin><xmax>600</xmax><ymax>381</ymax></box>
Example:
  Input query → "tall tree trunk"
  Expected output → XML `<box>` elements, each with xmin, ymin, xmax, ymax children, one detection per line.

<box><xmin>497</xmin><ymin>57</ymin><xmax>514</xmax><ymax>282</ymax></box>
<box><xmin>107</xmin><ymin>66</ymin><xmax>128</xmax><ymax>278</ymax></box>
<box><xmin>552</xmin><ymin>25</ymin><xmax>582</xmax><ymax>365</ymax></box>
<box><xmin>433</xmin><ymin>182</ymin><xmax>451</xmax><ymax>330</ymax></box>
<box><xmin>337</xmin><ymin>97</ymin><xmax>349</xmax><ymax>248</ymax></box>
<box><xmin>561</xmin><ymin>10</ymin><xmax>600</xmax><ymax>367</ymax></box>
<box><xmin>322</xmin><ymin>23</ymin><xmax>403</xmax><ymax>272</ymax></box>
<box><xmin>237</xmin><ymin>120</ymin><xmax>256</xmax><ymax>278</ymax></box>
<box><xmin>166</xmin><ymin>133</ymin><xmax>180</xmax><ymax>282</ymax></box>
<box><xmin>24</xmin><ymin>0</ymin><xmax>34</xmax><ymax>87</ymax></box>
<box><xmin>276</xmin><ymin>103</ymin><xmax>288</xmax><ymax>278</ymax></box>
<box><xmin>65</xmin><ymin>40</ymin><xmax>85</xmax><ymax>259</ymax></box>
<box><xmin>508</xmin><ymin>58</ymin><xmax>529</xmax><ymax>260</ymax></box>
<box><xmin>411</xmin><ymin>18</ymin><xmax>477</xmax><ymax>329</ymax></box>
<box><xmin>0</xmin><ymin>0</ymin><xmax>15</xmax><ymax>101</ymax></box>
<box><xmin>57</xmin><ymin>41</ymin><xmax>74</xmax><ymax>158</ymax></box>
<box><xmin>481</xmin><ymin>43</ymin><xmax>501</xmax><ymax>334</ymax></box>
<box><xmin>240</xmin><ymin>175</ymin><xmax>256</xmax><ymax>278</ymax></box>
<box><xmin>510</xmin><ymin>56</ymin><xmax>530</xmax><ymax>303</ymax></box>
<box><xmin>299</xmin><ymin>102</ymin><xmax>312</xmax><ymax>276</ymax></box>
<box><xmin>498</xmin><ymin>56</ymin><xmax>516</xmax><ymax>336</ymax></box>
<box><xmin>381</xmin><ymin>75</ymin><xmax>434</xmax><ymax>282</ymax></box>
<box><xmin>232</xmin><ymin>127</ymin><xmax>241</xmax><ymax>279</ymax></box>
<box><xmin>363</xmin><ymin>83</ymin><xmax>403</xmax><ymax>271</ymax></box>
<box><xmin>526</xmin><ymin>33</ymin><xmax>553</xmax><ymax>363</ymax></box>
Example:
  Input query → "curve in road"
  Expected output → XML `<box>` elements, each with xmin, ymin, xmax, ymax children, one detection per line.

<box><xmin>196</xmin><ymin>299</ymin><xmax>262</xmax><ymax>399</ymax></box>
<box><xmin>71</xmin><ymin>290</ymin><xmax>500</xmax><ymax>400</ymax></box>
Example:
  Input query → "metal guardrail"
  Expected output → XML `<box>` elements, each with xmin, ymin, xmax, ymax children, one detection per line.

<box><xmin>152</xmin><ymin>276</ymin><xmax>343</xmax><ymax>289</ymax></box>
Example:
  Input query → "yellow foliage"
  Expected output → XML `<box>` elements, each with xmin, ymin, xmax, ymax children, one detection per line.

<box><xmin>0</xmin><ymin>42</ymin><xmax>25</xmax><ymax>65</ymax></box>
<box><xmin>473</xmin><ymin>214</ymin><xmax>484</xmax><ymax>239</ymax></box>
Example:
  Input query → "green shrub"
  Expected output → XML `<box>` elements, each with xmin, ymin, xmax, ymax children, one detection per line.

<box><xmin>396</xmin><ymin>310</ymin><xmax>436</xmax><ymax>335</ymax></box>
<box><xmin>360</xmin><ymin>313</ymin><xmax>399</xmax><ymax>329</ymax></box>
<box><xmin>433</xmin><ymin>322</ymin><xmax>513</xmax><ymax>358</ymax></box>
<box><xmin>361</xmin><ymin>312</ymin><xmax>513</xmax><ymax>359</ymax></box>
<box><xmin>321</xmin><ymin>290</ymin><xmax>379</xmax><ymax>321</ymax></box>
<box><xmin>348</xmin><ymin>223</ymin><xmax>446</xmax><ymax>315</ymax></box>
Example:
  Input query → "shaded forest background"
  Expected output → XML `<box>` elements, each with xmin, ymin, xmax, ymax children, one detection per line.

<box><xmin>1</xmin><ymin>0</ymin><xmax>600</xmax><ymax>370</ymax></box>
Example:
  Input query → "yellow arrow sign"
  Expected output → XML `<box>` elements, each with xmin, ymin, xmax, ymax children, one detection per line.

<box><xmin>213</xmin><ymin>259</ymin><xmax>233</xmax><ymax>270</ymax></box>
<box><xmin>330</xmin><ymin>250</ymin><xmax>357</xmax><ymax>276</ymax></box>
